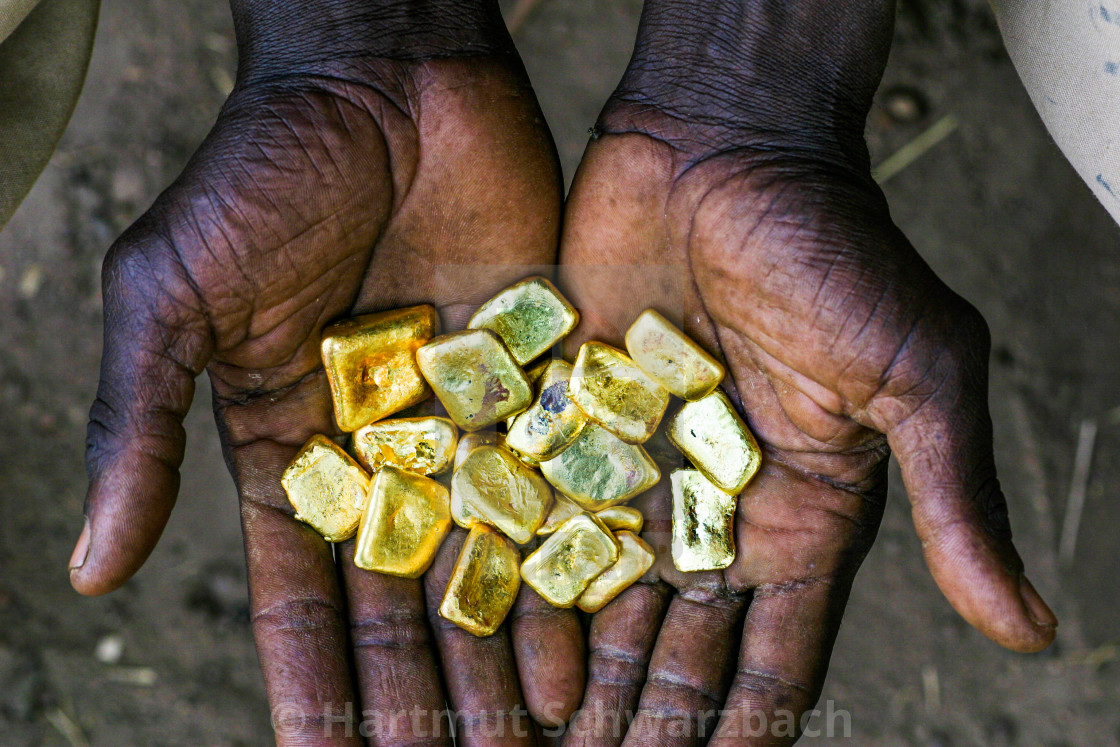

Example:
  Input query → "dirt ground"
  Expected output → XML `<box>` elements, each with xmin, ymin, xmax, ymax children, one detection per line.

<box><xmin>1</xmin><ymin>0</ymin><xmax>1118</xmax><ymax>745</ymax></box>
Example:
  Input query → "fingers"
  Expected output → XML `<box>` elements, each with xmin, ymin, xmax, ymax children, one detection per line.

<box><xmin>707</xmin><ymin>576</ymin><xmax>850</xmax><ymax>746</ymax></box>
<box><xmin>868</xmin><ymin>304</ymin><xmax>1057</xmax><ymax>652</ymax></box>
<box><xmin>74</xmin><ymin>238</ymin><xmax>212</xmax><ymax>595</ymax></box>
<box><xmin>511</xmin><ymin>584</ymin><xmax>586</xmax><ymax>728</ymax></box>
<box><xmin>339</xmin><ymin>541</ymin><xmax>453</xmax><ymax>746</ymax></box>
<box><xmin>425</xmin><ymin>529</ymin><xmax>539</xmax><ymax>746</ymax></box>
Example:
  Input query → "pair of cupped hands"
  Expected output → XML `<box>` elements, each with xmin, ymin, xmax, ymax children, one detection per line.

<box><xmin>69</xmin><ymin>1</ymin><xmax>1057</xmax><ymax>744</ymax></box>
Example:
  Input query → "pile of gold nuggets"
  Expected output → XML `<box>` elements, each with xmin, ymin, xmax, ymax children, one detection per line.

<box><xmin>281</xmin><ymin>277</ymin><xmax>762</xmax><ymax>637</ymax></box>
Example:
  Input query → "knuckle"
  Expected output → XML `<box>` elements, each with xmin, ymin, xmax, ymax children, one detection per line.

<box><xmin>350</xmin><ymin>609</ymin><xmax>431</xmax><ymax>652</ymax></box>
<box><xmin>252</xmin><ymin>595</ymin><xmax>346</xmax><ymax>636</ymax></box>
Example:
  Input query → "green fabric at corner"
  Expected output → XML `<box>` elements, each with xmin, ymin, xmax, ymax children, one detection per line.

<box><xmin>0</xmin><ymin>0</ymin><xmax>99</xmax><ymax>230</ymax></box>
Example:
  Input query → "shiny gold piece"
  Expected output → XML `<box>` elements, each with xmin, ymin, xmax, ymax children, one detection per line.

<box><xmin>453</xmin><ymin>446</ymin><xmax>553</xmax><ymax>544</ymax></box>
<box><xmin>281</xmin><ymin>435</ymin><xmax>370</xmax><ymax>542</ymax></box>
<box><xmin>577</xmin><ymin>530</ymin><xmax>655</xmax><ymax>613</ymax></box>
<box><xmin>624</xmin><ymin>309</ymin><xmax>724</xmax><ymax>401</ymax></box>
<box><xmin>667</xmin><ymin>390</ymin><xmax>762</xmax><ymax>495</ymax></box>
<box><xmin>450</xmin><ymin>431</ymin><xmax>497</xmax><ymax>528</ymax></box>
<box><xmin>416</xmin><ymin>329</ymin><xmax>533</xmax><ymax>431</ymax></box>
<box><xmin>520</xmin><ymin>513</ymin><xmax>619</xmax><ymax>608</ymax></box>
<box><xmin>499</xmin><ymin>435</ymin><xmax>541</xmax><ymax>468</ymax></box>
<box><xmin>670</xmin><ymin>469</ymin><xmax>737</xmax><ymax>572</ymax></box>
<box><xmin>354</xmin><ymin>464</ymin><xmax>452</xmax><ymax>578</ymax></box>
<box><xmin>351</xmin><ymin>417</ymin><xmax>458</xmax><ymax>476</ymax></box>
<box><xmin>321</xmin><ymin>306</ymin><xmax>440</xmax><ymax>432</ymax></box>
<box><xmin>569</xmin><ymin>342</ymin><xmax>670</xmax><ymax>444</ymax></box>
<box><xmin>537</xmin><ymin>492</ymin><xmax>584</xmax><ymax>535</ymax></box>
<box><xmin>596</xmin><ymin>506</ymin><xmax>644</xmax><ymax>534</ymax></box>
<box><xmin>439</xmin><ymin>524</ymin><xmax>521</xmax><ymax>637</ymax></box>
<box><xmin>505</xmin><ymin>360</ymin><xmax>552</xmax><ymax>429</ymax></box>
<box><xmin>468</xmin><ymin>276</ymin><xmax>580</xmax><ymax>365</ymax></box>
<box><xmin>539</xmin><ymin>423</ymin><xmax>661</xmax><ymax>511</ymax></box>
<box><xmin>506</xmin><ymin>360</ymin><xmax>588</xmax><ymax>462</ymax></box>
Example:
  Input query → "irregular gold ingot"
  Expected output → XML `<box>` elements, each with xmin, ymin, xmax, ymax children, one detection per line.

<box><xmin>439</xmin><ymin>524</ymin><xmax>521</xmax><ymax>637</ymax></box>
<box><xmin>416</xmin><ymin>329</ymin><xmax>532</xmax><ymax>431</ymax></box>
<box><xmin>351</xmin><ymin>417</ymin><xmax>458</xmax><ymax>476</ymax></box>
<box><xmin>453</xmin><ymin>446</ymin><xmax>553</xmax><ymax>544</ymax></box>
<box><xmin>354</xmin><ymin>464</ymin><xmax>452</xmax><ymax>578</ymax></box>
<box><xmin>321</xmin><ymin>306</ymin><xmax>439</xmax><ymax>432</ymax></box>
<box><xmin>625</xmin><ymin>309</ymin><xmax>724</xmax><ymax>401</ymax></box>
<box><xmin>281</xmin><ymin>435</ymin><xmax>370</xmax><ymax>542</ymax></box>
<box><xmin>596</xmin><ymin>506</ymin><xmax>644</xmax><ymax>534</ymax></box>
<box><xmin>537</xmin><ymin>492</ymin><xmax>584</xmax><ymax>535</ymax></box>
<box><xmin>670</xmin><ymin>469</ymin><xmax>736</xmax><ymax>572</ymax></box>
<box><xmin>468</xmin><ymin>276</ymin><xmax>579</xmax><ymax>365</ymax></box>
<box><xmin>569</xmin><ymin>341</ymin><xmax>670</xmax><ymax>444</ymax></box>
<box><xmin>450</xmin><ymin>431</ymin><xmax>497</xmax><ymax>528</ymax></box>
<box><xmin>520</xmin><ymin>513</ymin><xmax>619</xmax><ymax>608</ymax></box>
<box><xmin>577</xmin><ymin>530</ymin><xmax>655</xmax><ymax>613</ymax></box>
<box><xmin>666</xmin><ymin>390</ymin><xmax>762</xmax><ymax>495</ymax></box>
<box><xmin>506</xmin><ymin>360</ymin><xmax>588</xmax><ymax>462</ymax></box>
<box><xmin>540</xmin><ymin>423</ymin><xmax>660</xmax><ymax>511</ymax></box>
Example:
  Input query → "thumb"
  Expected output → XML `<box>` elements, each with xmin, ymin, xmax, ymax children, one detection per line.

<box><xmin>867</xmin><ymin>299</ymin><xmax>1057</xmax><ymax>653</ymax></box>
<box><xmin>71</xmin><ymin>229</ymin><xmax>212</xmax><ymax>595</ymax></box>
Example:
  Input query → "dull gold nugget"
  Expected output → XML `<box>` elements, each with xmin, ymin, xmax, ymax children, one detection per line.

<box><xmin>670</xmin><ymin>469</ymin><xmax>737</xmax><ymax>572</ymax></box>
<box><xmin>520</xmin><ymin>513</ymin><xmax>619</xmax><ymax>608</ymax></box>
<box><xmin>577</xmin><ymin>530</ymin><xmax>655</xmax><ymax>613</ymax></box>
<box><xmin>596</xmin><ymin>505</ymin><xmax>644</xmax><ymax>534</ymax></box>
<box><xmin>450</xmin><ymin>431</ymin><xmax>497</xmax><ymax>528</ymax></box>
<box><xmin>506</xmin><ymin>360</ymin><xmax>587</xmax><ymax>461</ymax></box>
<box><xmin>454</xmin><ymin>445</ymin><xmax>553</xmax><ymax>544</ymax></box>
<box><xmin>352</xmin><ymin>417</ymin><xmax>458</xmax><ymax>476</ymax></box>
<box><xmin>439</xmin><ymin>525</ymin><xmax>521</xmax><ymax>637</ymax></box>
<box><xmin>537</xmin><ymin>492</ymin><xmax>583</xmax><ymax>535</ymax></box>
<box><xmin>667</xmin><ymin>389</ymin><xmax>761</xmax><ymax>495</ymax></box>
<box><xmin>321</xmin><ymin>306</ymin><xmax>439</xmax><ymax>432</ymax></box>
<box><xmin>569</xmin><ymin>341</ymin><xmax>670</xmax><ymax>444</ymax></box>
<box><xmin>625</xmin><ymin>309</ymin><xmax>724</xmax><ymax>401</ymax></box>
<box><xmin>281</xmin><ymin>435</ymin><xmax>370</xmax><ymax>542</ymax></box>
<box><xmin>354</xmin><ymin>464</ymin><xmax>451</xmax><ymax>578</ymax></box>
<box><xmin>540</xmin><ymin>423</ymin><xmax>660</xmax><ymax>511</ymax></box>
<box><xmin>468</xmin><ymin>276</ymin><xmax>579</xmax><ymax>365</ymax></box>
<box><xmin>416</xmin><ymin>329</ymin><xmax>532</xmax><ymax>431</ymax></box>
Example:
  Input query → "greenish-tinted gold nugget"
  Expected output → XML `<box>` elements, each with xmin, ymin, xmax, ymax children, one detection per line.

<box><xmin>667</xmin><ymin>389</ymin><xmax>761</xmax><ymax>495</ymax></box>
<box><xmin>321</xmin><ymin>305</ymin><xmax>439</xmax><ymax>432</ymax></box>
<box><xmin>670</xmin><ymin>469</ymin><xmax>736</xmax><ymax>572</ymax></box>
<box><xmin>468</xmin><ymin>276</ymin><xmax>579</xmax><ymax>365</ymax></box>
<box><xmin>416</xmin><ymin>329</ymin><xmax>532</xmax><ymax>431</ymax></box>
<box><xmin>506</xmin><ymin>360</ymin><xmax>587</xmax><ymax>461</ymax></box>
<box><xmin>625</xmin><ymin>309</ymin><xmax>724</xmax><ymax>401</ymax></box>
<box><xmin>352</xmin><ymin>416</ymin><xmax>458</xmax><ymax>476</ymax></box>
<box><xmin>540</xmin><ymin>423</ymin><xmax>660</xmax><ymax>511</ymax></box>
<box><xmin>450</xmin><ymin>431</ymin><xmax>497</xmax><ymax>528</ymax></box>
<box><xmin>578</xmin><ymin>530</ymin><xmax>655</xmax><ymax>613</ymax></box>
<box><xmin>281</xmin><ymin>435</ymin><xmax>370</xmax><ymax>541</ymax></box>
<box><xmin>454</xmin><ymin>445</ymin><xmax>553</xmax><ymax>543</ymax></box>
<box><xmin>439</xmin><ymin>525</ymin><xmax>521</xmax><ymax>637</ymax></box>
<box><xmin>596</xmin><ymin>505</ymin><xmax>644</xmax><ymax>534</ymax></box>
<box><xmin>569</xmin><ymin>341</ymin><xmax>670</xmax><ymax>444</ymax></box>
<box><xmin>354</xmin><ymin>464</ymin><xmax>451</xmax><ymax>578</ymax></box>
<box><xmin>521</xmin><ymin>513</ymin><xmax>619</xmax><ymax>607</ymax></box>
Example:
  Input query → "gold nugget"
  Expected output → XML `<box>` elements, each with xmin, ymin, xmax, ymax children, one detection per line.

<box><xmin>569</xmin><ymin>341</ymin><xmax>670</xmax><ymax>444</ymax></box>
<box><xmin>416</xmin><ymin>329</ymin><xmax>532</xmax><ymax>431</ymax></box>
<box><xmin>596</xmin><ymin>506</ymin><xmax>644</xmax><ymax>534</ymax></box>
<box><xmin>468</xmin><ymin>276</ymin><xmax>579</xmax><ymax>365</ymax></box>
<box><xmin>540</xmin><ymin>423</ymin><xmax>660</xmax><ymax>511</ymax></box>
<box><xmin>670</xmin><ymin>469</ymin><xmax>737</xmax><ymax>572</ymax></box>
<box><xmin>667</xmin><ymin>390</ymin><xmax>761</xmax><ymax>495</ymax></box>
<box><xmin>537</xmin><ymin>492</ymin><xmax>583</xmax><ymax>535</ymax></box>
<box><xmin>439</xmin><ymin>525</ymin><xmax>521</xmax><ymax>637</ymax></box>
<box><xmin>354</xmin><ymin>464</ymin><xmax>451</xmax><ymax>578</ymax></box>
<box><xmin>351</xmin><ymin>416</ymin><xmax>458</xmax><ymax>476</ymax></box>
<box><xmin>450</xmin><ymin>431</ymin><xmax>497</xmax><ymax>528</ymax></box>
<box><xmin>453</xmin><ymin>446</ymin><xmax>553</xmax><ymax>544</ymax></box>
<box><xmin>577</xmin><ymin>530</ymin><xmax>655</xmax><ymax>613</ymax></box>
<box><xmin>625</xmin><ymin>309</ymin><xmax>724</xmax><ymax>401</ymax></box>
<box><xmin>520</xmin><ymin>513</ymin><xmax>619</xmax><ymax>608</ymax></box>
<box><xmin>281</xmin><ymin>435</ymin><xmax>370</xmax><ymax>542</ymax></box>
<box><xmin>506</xmin><ymin>360</ymin><xmax>588</xmax><ymax>461</ymax></box>
<box><xmin>321</xmin><ymin>306</ymin><xmax>439</xmax><ymax>432</ymax></box>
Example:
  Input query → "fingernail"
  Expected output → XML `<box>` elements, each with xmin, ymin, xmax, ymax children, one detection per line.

<box><xmin>69</xmin><ymin>519</ymin><xmax>91</xmax><ymax>572</ymax></box>
<box><xmin>1019</xmin><ymin>575</ymin><xmax>1058</xmax><ymax>628</ymax></box>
